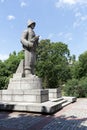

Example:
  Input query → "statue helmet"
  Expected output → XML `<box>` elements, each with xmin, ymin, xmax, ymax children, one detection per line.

<box><xmin>27</xmin><ymin>20</ymin><xmax>36</xmax><ymax>27</ymax></box>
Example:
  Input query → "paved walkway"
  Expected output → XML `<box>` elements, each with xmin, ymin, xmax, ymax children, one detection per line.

<box><xmin>0</xmin><ymin>98</ymin><xmax>87</xmax><ymax>130</ymax></box>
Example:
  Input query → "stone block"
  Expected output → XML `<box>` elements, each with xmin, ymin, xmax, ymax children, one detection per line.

<box><xmin>12</xmin><ymin>95</ymin><xmax>24</xmax><ymax>102</ymax></box>
<box><xmin>2</xmin><ymin>90</ymin><xmax>12</xmax><ymax>95</ymax></box>
<box><xmin>0</xmin><ymin>90</ymin><xmax>2</xmax><ymax>95</ymax></box>
<box><xmin>12</xmin><ymin>90</ymin><xmax>24</xmax><ymax>95</ymax></box>
<box><xmin>2</xmin><ymin>95</ymin><xmax>12</xmax><ymax>101</ymax></box>
<box><xmin>8</xmin><ymin>76</ymin><xmax>42</xmax><ymax>89</ymax></box>
<box><xmin>0</xmin><ymin>89</ymin><xmax>48</xmax><ymax>103</ymax></box>
<box><xmin>63</xmin><ymin>96</ymin><xmax>77</xmax><ymax>103</ymax></box>
<box><xmin>48</xmin><ymin>88</ymin><xmax>62</xmax><ymax>99</ymax></box>
<box><xmin>13</xmin><ymin>105</ymin><xmax>27</xmax><ymax>111</ymax></box>
<box><xmin>23</xmin><ymin>95</ymin><xmax>36</xmax><ymax>102</ymax></box>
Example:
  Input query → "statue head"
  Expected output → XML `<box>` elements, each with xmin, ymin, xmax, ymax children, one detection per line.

<box><xmin>27</xmin><ymin>20</ymin><xmax>36</xmax><ymax>28</ymax></box>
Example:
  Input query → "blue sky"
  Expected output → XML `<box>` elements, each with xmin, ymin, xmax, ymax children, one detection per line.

<box><xmin>0</xmin><ymin>0</ymin><xmax>87</xmax><ymax>60</ymax></box>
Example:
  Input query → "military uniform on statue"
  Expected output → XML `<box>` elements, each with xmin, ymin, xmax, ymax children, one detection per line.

<box><xmin>8</xmin><ymin>20</ymin><xmax>42</xmax><ymax>90</ymax></box>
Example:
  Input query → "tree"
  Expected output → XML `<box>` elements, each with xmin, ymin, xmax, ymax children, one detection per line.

<box><xmin>64</xmin><ymin>51</ymin><xmax>87</xmax><ymax>97</ymax></box>
<box><xmin>0</xmin><ymin>50</ymin><xmax>24</xmax><ymax>89</ymax></box>
<box><xmin>0</xmin><ymin>60</ymin><xmax>7</xmax><ymax>89</ymax></box>
<box><xmin>70</xmin><ymin>51</ymin><xmax>87</xmax><ymax>79</ymax></box>
<box><xmin>35</xmin><ymin>39</ymin><xmax>71</xmax><ymax>88</ymax></box>
<box><xmin>78</xmin><ymin>51</ymin><xmax>87</xmax><ymax>78</ymax></box>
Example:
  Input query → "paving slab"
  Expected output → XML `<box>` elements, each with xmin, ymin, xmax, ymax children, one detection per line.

<box><xmin>0</xmin><ymin>98</ymin><xmax>87</xmax><ymax>130</ymax></box>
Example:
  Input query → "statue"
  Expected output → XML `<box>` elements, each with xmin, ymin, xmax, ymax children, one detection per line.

<box><xmin>20</xmin><ymin>20</ymin><xmax>39</xmax><ymax>77</ymax></box>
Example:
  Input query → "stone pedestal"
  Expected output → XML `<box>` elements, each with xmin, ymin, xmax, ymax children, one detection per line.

<box><xmin>0</xmin><ymin>60</ymin><xmax>76</xmax><ymax>114</ymax></box>
<box><xmin>8</xmin><ymin>60</ymin><xmax>42</xmax><ymax>90</ymax></box>
<box><xmin>8</xmin><ymin>75</ymin><xmax>42</xmax><ymax>90</ymax></box>
<box><xmin>0</xmin><ymin>89</ymin><xmax>48</xmax><ymax>103</ymax></box>
<box><xmin>48</xmin><ymin>88</ymin><xmax>62</xmax><ymax>100</ymax></box>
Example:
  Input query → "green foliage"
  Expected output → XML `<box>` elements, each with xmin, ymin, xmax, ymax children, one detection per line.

<box><xmin>69</xmin><ymin>51</ymin><xmax>87</xmax><ymax>80</ymax></box>
<box><xmin>78</xmin><ymin>77</ymin><xmax>87</xmax><ymax>97</ymax></box>
<box><xmin>78</xmin><ymin>51</ymin><xmax>87</xmax><ymax>78</ymax></box>
<box><xmin>0</xmin><ymin>50</ymin><xmax>24</xmax><ymax>89</ymax></box>
<box><xmin>0</xmin><ymin>60</ymin><xmax>7</xmax><ymax>89</ymax></box>
<box><xmin>64</xmin><ymin>77</ymin><xmax>87</xmax><ymax>97</ymax></box>
<box><xmin>4</xmin><ymin>51</ymin><xmax>24</xmax><ymax>75</ymax></box>
<box><xmin>35</xmin><ymin>39</ymin><xmax>71</xmax><ymax>88</ymax></box>
<box><xmin>64</xmin><ymin>78</ymin><xmax>79</xmax><ymax>97</ymax></box>
<box><xmin>69</xmin><ymin>61</ymin><xmax>80</xmax><ymax>79</ymax></box>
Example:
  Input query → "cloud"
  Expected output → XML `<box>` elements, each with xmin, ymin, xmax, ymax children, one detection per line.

<box><xmin>0</xmin><ymin>0</ymin><xmax>5</xmax><ymax>3</ymax></box>
<box><xmin>7</xmin><ymin>15</ymin><xmax>15</xmax><ymax>21</ymax></box>
<box><xmin>81</xmin><ymin>15</ymin><xmax>87</xmax><ymax>21</ymax></box>
<box><xmin>47</xmin><ymin>33</ymin><xmax>55</xmax><ymax>39</ymax></box>
<box><xmin>47</xmin><ymin>32</ymin><xmax>72</xmax><ymax>43</ymax></box>
<box><xmin>57</xmin><ymin>32</ymin><xmax>72</xmax><ymax>43</ymax></box>
<box><xmin>64</xmin><ymin>32</ymin><xmax>72</xmax><ymax>42</ymax></box>
<box><xmin>73</xmin><ymin>12</ymin><xmax>87</xmax><ymax>28</ymax></box>
<box><xmin>73</xmin><ymin>21</ymin><xmax>80</xmax><ymax>28</ymax></box>
<box><xmin>84</xmin><ymin>32</ymin><xmax>87</xmax><ymax>39</ymax></box>
<box><xmin>75</xmin><ymin>12</ymin><xmax>81</xmax><ymax>17</ymax></box>
<box><xmin>20</xmin><ymin>2</ymin><xmax>27</xmax><ymax>7</ymax></box>
<box><xmin>57</xmin><ymin>32</ymin><xmax>64</xmax><ymax>37</ymax></box>
<box><xmin>55</xmin><ymin>0</ymin><xmax>87</xmax><ymax>8</ymax></box>
<box><xmin>0</xmin><ymin>54</ymin><xmax>9</xmax><ymax>61</ymax></box>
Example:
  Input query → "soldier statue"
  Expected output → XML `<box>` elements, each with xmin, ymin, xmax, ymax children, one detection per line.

<box><xmin>20</xmin><ymin>20</ymin><xmax>39</xmax><ymax>76</ymax></box>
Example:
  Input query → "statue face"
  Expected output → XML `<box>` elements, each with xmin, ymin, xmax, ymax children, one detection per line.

<box><xmin>30</xmin><ymin>23</ymin><xmax>35</xmax><ymax>29</ymax></box>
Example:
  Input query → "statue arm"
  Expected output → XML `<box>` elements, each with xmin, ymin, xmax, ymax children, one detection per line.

<box><xmin>30</xmin><ymin>36</ymin><xmax>39</xmax><ymax>42</ymax></box>
<box><xmin>28</xmin><ymin>29</ymin><xmax>39</xmax><ymax>43</ymax></box>
<box><xmin>20</xmin><ymin>30</ymin><xmax>29</xmax><ymax>47</ymax></box>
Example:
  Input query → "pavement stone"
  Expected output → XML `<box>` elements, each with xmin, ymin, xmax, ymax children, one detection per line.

<box><xmin>0</xmin><ymin>98</ymin><xmax>87</xmax><ymax>130</ymax></box>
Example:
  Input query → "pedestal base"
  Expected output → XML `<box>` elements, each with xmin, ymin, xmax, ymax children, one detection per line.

<box><xmin>0</xmin><ymin>88</ymin><xmax>77</xmax><ymax>114</ymax></box>
<box><xmin>0</xmin><ymin>89</ymin><xmax>48</xmax><ymax>103</ymax></box>
<box><xmin>0</xmin><ymin>59</ymin><xmax>77</xmax><ymax>114</ymax></box>
<box><xmin>48</xmin><ymin>88</ymin><xmax>62</xmax><ymax>100</ymax></box>
<box><xmin>0</xmin><ymin>89</ymin><xmax>63</xmax><ymax>114</ymax></box>
<box><xmin>8</xmin><ymin>74</ymin><xmax>42</xmax><ymax>89</ymax></box>
<box><xmin>0</xmin><ymin>101</ymin><xmax>62</xmax><ymax>114</ymax></box>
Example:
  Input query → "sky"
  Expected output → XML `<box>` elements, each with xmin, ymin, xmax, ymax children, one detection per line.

<box><xmin>0</xmin><ymin>0</ymin><xmax>87</xmax><ymax>60</ymax></box>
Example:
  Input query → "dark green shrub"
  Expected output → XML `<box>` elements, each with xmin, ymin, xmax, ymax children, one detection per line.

<box><xmin>64</xmin><ymin>78</ymin><xmax>79</xmax><ymax>97</ymax></box>
<box><xmin>64</xmin><ymin>77</ymin><xmax>87</xmax><ymax>97</ymax></box>
<box><xmin>78</xmin><ymin>77</ymin><xmax>87</xmax><ymax>97</ymax></box>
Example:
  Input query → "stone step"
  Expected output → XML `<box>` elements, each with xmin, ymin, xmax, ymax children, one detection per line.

<box><xmin>62</xmin><ymin>101</ymin><xmax>71</xmax><ymax>107</ymax></box>
<box><xmin>63</xmin><ymin>96</ymin><xmax>77</xmax><ymax>103</ymax></box>
<box><xmin>0</xmin><ymin>96</ymin><xmax>77</xmax><ymax>114</ymax></box>
<box><xmin>51</xmin><ymin>98</ymin><xmax>67</xmax><ymax>105</ymax></box>
<box><xmin>51</xmin><ymin>97</ymin><xmax>74</xmax><ymax>109</ymax></box>
<box><xmin>51</xmin><ymin>97</ymin><xmax>64</xmax><ymax>102</ymax></box>
<box><xmin>0</xmin><ymin>100</ymin><xmax>62</xmax><ymax>114</ymax></box>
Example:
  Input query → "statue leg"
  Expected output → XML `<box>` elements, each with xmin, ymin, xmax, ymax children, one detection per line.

<box><xmin>30</xmin><ymin>51</ymin><xmax>36</xmax><ymax>75</ymax></box>
<box><xmin>24</xmin><ymin>50</ymin><xmax>31</xmax><ymax>76</ymax></box>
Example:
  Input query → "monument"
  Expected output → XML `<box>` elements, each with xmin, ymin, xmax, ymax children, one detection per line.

<box><xmin>8</xmin><ymin>20</ymin><xmax>42</xmax><ymax>90</ymax></box>
<box><xmin>0</xmin><ymin>20</ymin><xmax>76</xmax><ymax>114</ymax></box>
<box><xmin>21</xmin><ymin>20</ymin><xmax>39</xmax><ymax>76</ymax></box>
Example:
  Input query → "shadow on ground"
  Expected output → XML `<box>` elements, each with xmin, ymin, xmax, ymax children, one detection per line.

<box><xmin>0</xmin><ymin>111</ymin><xmax>87</xmax><ymax>130</ymax></box>
<box><xmin>42</xmin><ymin>115</ymin><xmax>87</xmax><ymax>130</ymax></box>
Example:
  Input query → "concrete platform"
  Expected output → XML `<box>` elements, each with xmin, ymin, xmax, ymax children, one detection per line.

<box><xmin>0</xmin><ymin>100</ymin><xmax>62</xmax><ymax>114</ymax></box>
<box><xmin>0</xmin><ymin>89</ymin><xmax>48</xmax><ymax>103</ymax></box>
<box><xmin>0</xmin><ymin>96</ymin><xmax>76</xmax><ymax>114</ymax></box>
<box><xmin>63</xmin><ymin>96</ymin><xmax>77</xmax><ymax>103</ymax></box>
<box><xmin>0</xmin><ymin>88</ymin><xmax>77</xmax><ymax>114</ymax></box>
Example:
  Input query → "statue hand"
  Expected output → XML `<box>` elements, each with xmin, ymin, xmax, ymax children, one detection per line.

<box><xmin>32</xmin><ymin>36</ymin><xmax>39</xmax><ymax>41</ymax></box>
<box><xmin>28</xmin><ymin>42</ymin><xmax>33</xmax><ymax>47</ymax></box>
<box><xmin>35</xmin><ymin>36</ymin><xmax>39</xmax><ymax>40</ymax></box>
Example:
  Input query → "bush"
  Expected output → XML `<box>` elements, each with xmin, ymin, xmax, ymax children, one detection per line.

<box><xmin>64</xmin><ymin>77</ymin><xmax>87</xmax><ymax>98</ymax></box>
<box><xmin>64</xmin><ymin>79</ymin><xmax>79</xmax><ymax>97</ymax></box>
<box><xmin>78</xmin><ymin>77</ymin><xmax>87</xmax><ymax>97</ymax></box>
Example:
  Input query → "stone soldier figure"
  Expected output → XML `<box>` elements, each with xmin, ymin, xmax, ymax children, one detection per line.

<box><xmin>21</xmin><ymin>20</ymin><xmax>39</xmax><ymax>76</ymax></box>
